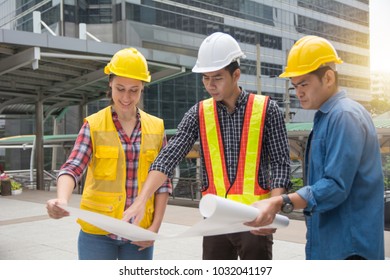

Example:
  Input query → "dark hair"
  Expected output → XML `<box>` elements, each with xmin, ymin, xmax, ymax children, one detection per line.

<box><xmin>106</xmin><ymin>74</ymin><xmax>115</xmax><ymax>104</ymax></box>
<box><xmin>311</xmin><ymin>66</ymin><xmax>339</xmax><ymax>85</ymax></box>
<box><xmin>224</xmin><ymin>61</ymin><xmax>240</xmax><ymax>76</ymax></box>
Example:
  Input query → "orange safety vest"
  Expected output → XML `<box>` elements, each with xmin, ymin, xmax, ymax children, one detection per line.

<box><xmin>199</xmin><ymin>94</ymin><xmax>270</xmax><ymax>205</ymax></box>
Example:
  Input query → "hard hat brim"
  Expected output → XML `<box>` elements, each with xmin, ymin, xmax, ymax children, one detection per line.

<box><xmin>279</xmin><ymin>59</ymin><xmax>343</xmax><ymax>78</ymax></box>
<box><xmin>192</xmin><ymin>54</ymin><xmax>246</xmax><ymax>73</ymax></box>
<box><xmin>192</xmin><ymin>65</ymin><xmax>226</xmax><ymax>73</ymax></box>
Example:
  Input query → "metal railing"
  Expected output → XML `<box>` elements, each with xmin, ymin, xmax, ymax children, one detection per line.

<box><xmin>4</xmin><ymin>169</ymin><xmax>56</xmax><ymax>191</ymax></box>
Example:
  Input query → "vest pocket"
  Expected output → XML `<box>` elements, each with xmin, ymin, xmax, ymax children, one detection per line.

<box><xmin>78</xmin><ymin>191</ymin><xmax>124</xmax><ymax>234</ymax></box>
<box><xmin>80</xmin><ymin>191</ymin><xmax>122</xmax><ymax>216</ymax></box>
<box><xmin>139</xmin><ymin>150</ymin><xmax>158</xmax><ymax>182</ymax></box>
<box><xmin>93</xmin><ymin>145</ymin><xmax>119</xmax><ymax>181</ymax></box>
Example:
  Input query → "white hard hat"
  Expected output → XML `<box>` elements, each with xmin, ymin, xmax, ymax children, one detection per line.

<box><xmin>192</xmin><ymin>32</ymin><xmax>246</xmax><ymax>73</ymax></box>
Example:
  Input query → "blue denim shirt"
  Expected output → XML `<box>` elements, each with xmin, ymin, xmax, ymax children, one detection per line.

<box><xmin>296</xmin><ymin>90</ymin><xmax>385</xmax><ymax>260</ymax></box>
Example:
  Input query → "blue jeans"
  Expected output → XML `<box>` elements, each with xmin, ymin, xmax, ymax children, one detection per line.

<box><xmin>78</xmin><ymin>230</ymin><xmax>153</xmax><ymax>260</ymax></box>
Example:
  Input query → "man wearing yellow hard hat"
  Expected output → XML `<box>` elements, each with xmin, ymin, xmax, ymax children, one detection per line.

<box><xmin>246</xmin><ymin>35</ymin><xmax>385</xmax><ymax>260</ymax></box>
<box><xmin>47</xmin><ymin>48</ymin><xmax>172</xmax><ymax>260</ymax></box>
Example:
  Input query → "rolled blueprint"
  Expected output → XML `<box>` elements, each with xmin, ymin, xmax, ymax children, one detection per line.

<box><xmin>61</xmin><ymin>194</ymin><xmax>289</xmax><ymax>241</ymax></box>
<box><xmin>200</xmin><ymin>194</ymin><xmax>289</xmax><ymax>226</ymax></box>
<box><xmin>178</xmin><ymin>194</ymin><xmax>289</xmax><ymax>238</ymax></box>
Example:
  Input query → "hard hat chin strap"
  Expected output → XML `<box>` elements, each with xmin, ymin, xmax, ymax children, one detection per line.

<box><xmin>231</xmin><ymin>57</ymin><xmax>241</xmax><ymax>65</ymax></box>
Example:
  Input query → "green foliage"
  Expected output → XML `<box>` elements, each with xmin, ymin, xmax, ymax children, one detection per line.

<box><xmin>385</xmin><ymin>177</ymin><xmax>390</xmax><ymax>191</ymax></box>
<box><xmin>368</xmin><ymin>96</ymin><xmax>390</xmax><ymax>116</ymax></box>
<box><xmin>383</xmin><ymin>155</ymin><xmax>390</xmax><ymax>191</ymax></box>
<box><xmin>10</xmin><ymin>180</ymin><xmax>22</xmax><ymax>190</ymax></box>
<box><xmin>290</xmin><ymin>177</ymin><xmax>303</xmax><ymax>193</ymax></box>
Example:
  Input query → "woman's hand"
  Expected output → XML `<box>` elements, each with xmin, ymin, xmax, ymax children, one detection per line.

<box><xmin>46</xmin><ymin>198</ymin><xmax>69</xmax><ymax>219</ymax></box>
<box><xmin>130</xmin><ymin>224</ymin><xmax>159</xmax><ymax>251</ymax></box>
<box><xmin>131</xmin><ymin>240</ymin><xmax>155</xmax><ymax>251</ymax></box>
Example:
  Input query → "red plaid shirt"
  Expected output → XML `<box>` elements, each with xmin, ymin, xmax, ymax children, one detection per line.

<box><xmin>59</xmin><ymin>109</ymin><xmax>171</xmax><ymax>239</ymax></box>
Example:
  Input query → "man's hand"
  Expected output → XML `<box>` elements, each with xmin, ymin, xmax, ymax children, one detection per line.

<box><xmin>122</xmin><ymin>198</ymin><xmax>146</xmax><ymax>225</ymax></box>
<box><xmin>249</xmin><ymin>227</ymin><xmax>277</xmax><ymax>236</ymax></box>
<box><xmin>244</xmin><ymin>196</ymin><xmax>282</xmax><ymax>234</ymax></box>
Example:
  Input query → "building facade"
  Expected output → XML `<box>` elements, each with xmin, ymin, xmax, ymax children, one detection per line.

<box><xmin>0</xmin><ymin>0</ymin><xmax>371</xmax><ymax>186</ymax></box>
<box><xmin>0</xmin><ymin>0</ymin><xmax>371</xmax><ymax>128</ymax></box>
<box><xmin>371</xmin><ymin>71</ymin><xmax>390</xmax><ymax>99</ymax></box>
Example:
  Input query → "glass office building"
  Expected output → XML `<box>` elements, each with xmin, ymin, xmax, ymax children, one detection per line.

<box><xmin>0</xmin><ymin>0</ymin><xmax>370</xmax><ymax>128</ymax></box>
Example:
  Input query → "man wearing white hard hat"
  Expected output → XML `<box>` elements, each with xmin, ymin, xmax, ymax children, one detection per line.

<box><xmin>124</xmin><ymin>32</ymin><xmax>291</xmax><ymax>260</ymax></box>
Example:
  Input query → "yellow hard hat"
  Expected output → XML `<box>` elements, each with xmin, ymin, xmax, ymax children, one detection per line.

<box><xmin>279</xmin><ymin>36</ymin><xmax>343</xmax><ymax>78</ymax></box>
<box><xmin>104</xmin><ymin>48</ymin><xmax>151</xmax><ymax>82</ymax></box>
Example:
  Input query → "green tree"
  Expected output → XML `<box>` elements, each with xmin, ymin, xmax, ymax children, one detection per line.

<box><xmin>368</xmin><ymin>96</ymin><xmax>390</xmax><ymax>116</ymax></box>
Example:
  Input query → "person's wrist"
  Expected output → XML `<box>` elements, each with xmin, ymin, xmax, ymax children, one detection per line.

<box><xmin>280</xmin><ymin>194</ymin><xmax>294</xmax><ymax>213</ymax></box>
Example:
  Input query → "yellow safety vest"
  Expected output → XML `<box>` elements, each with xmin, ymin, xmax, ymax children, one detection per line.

<box><xmin>78</xmin><ymin>106</ymin><xmax>164</xmax><ymax>234</ymax></box>
<box><xmin>199</xmin><ymin>94</ymin><xmax>270</xmax><ymax>205</ymax></box>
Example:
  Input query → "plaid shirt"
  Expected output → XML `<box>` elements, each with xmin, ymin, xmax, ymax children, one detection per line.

<box><xmin>150</xmin><ymin>89</ymin><xmax>291</xmax><ymax>192</ymax></box>
<box><xmin>59</xmin><ymin>109</ymin><xmax>171</xmax><ymax>239</ymax></box>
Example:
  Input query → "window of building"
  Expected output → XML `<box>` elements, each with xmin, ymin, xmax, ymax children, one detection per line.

<box><xmin>298</xmin><ymin>0</ymin><xmax>368</xmax><ymax>26</ymax></box>
<box><xmin>339</xmin><ymin>74</ymin><xmax>370</xmax><ymax>90</ymax></box>
<box><xmin>295</xmin><ymin>15</ymin><xmax>369</xmax><ymax>48</ymax></box>
<box><xmin>127</xmin><ymin>3</ymin><xmax>282</xmax><ymax>50</ymax></box>
<box><xmin>143</xmin><ymin>73</ymin><xmax>206</xmax><ymax>129</ymax></box>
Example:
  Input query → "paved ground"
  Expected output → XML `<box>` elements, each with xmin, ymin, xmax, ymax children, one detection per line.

<box><xmin>0</xmin><ymin>188</ymin><xmax>388</xmax><ymax>260</ymax></box>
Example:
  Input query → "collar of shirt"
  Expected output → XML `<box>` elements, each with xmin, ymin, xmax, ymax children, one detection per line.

<box><xmin>215</xmin><ymin>88</ymin><xmax>248</xmax><ymax>114</ymax></box>
<box><xmin>111</xmin><ymin>106</ymin><xmax>141</xmax><ymax>121</ymax></box>
<box><xmin>319</xmin><ymin>90</ymin><xmax>346</xmax><ymax>114</ymax></box>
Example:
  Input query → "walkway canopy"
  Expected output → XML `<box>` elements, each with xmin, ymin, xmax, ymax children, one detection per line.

<box><xmin>0</xmin><ymin>29</ymin><xmax>187</xmax><ymax>189</ymax></box>
<box><xmin>0</xmin><ymin>29</ymin><xmax>185</xmax><ymax>117</ymax></box>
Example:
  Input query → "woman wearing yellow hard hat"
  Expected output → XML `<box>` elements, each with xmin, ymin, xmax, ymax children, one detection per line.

<box><xmin>247</xmin><ymin>35</ymin><xmax>385</xmax><ymax>260</ymax></box>
<box><xmin>46</xmin><ymin>48</ymin><xmax>171</xmax><ymax>260</ymax></box>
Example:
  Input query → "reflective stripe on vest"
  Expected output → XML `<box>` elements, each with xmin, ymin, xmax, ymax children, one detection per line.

<box><xmin>199</xmin><ymin>94</ymin><xmax>270</xmax><ymax>205</ymax></box>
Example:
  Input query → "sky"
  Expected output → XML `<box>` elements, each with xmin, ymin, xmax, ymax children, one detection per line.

<box><xmin>370</xmin><ymin>0</ymin><xmax>390</xmax><ymax>73</ymax></box>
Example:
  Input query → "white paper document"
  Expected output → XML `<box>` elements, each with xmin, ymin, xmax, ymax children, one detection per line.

<box><xmin>62</xmin><ymin>194</ymin><xmax>289</xmax><ymax>241</ymax></box>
